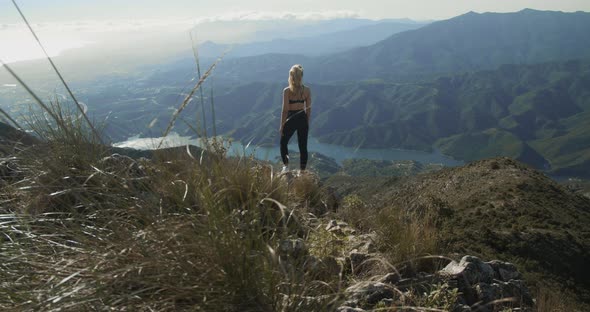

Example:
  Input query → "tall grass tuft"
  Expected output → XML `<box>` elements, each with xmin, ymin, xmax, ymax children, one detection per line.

<box><xmin>336</xmin><ymin>193</ymin><xmax>441</xmax><ymax>274</ymax></box>
<box><xmin>0</xmin><ymin>99</ymin><xmax>343</xmax><ymax>311</ymax></box>
<box><xmin>10</xmin><ymin>0</ymin><xmax>103</xmax><ymax>144</ymax></box>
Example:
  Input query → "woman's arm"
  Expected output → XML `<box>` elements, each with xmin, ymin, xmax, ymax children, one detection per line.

<box><xmin>280</xmin><ymin>88</ymin><xmax>288</xmax><ymax>134</ymax></box>
<box><xmin>305</xmin><ymin>87</ymin><xmax>312</xmax><ymax>124</ymax></box>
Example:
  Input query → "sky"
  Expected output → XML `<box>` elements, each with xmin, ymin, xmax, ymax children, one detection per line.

<box><xmin>1</xmin><ymin>0</ymin><xmax>590</xmax><ymax>23</ymax></box>
<box><xmin>1</xmin><ymin>0</ymin><xmax>590</xmax><ymax>64</ymax></box>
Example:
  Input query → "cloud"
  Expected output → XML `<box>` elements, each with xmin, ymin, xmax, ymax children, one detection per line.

<box><xmin>0</xmin><ymin>10</ymin><xmax>362</xmax><ymax>36</ymax></box>
<box><xmin>194</xmin><ymin>10</ymin><xmax>360</xmax><ymax>23</ymax></box>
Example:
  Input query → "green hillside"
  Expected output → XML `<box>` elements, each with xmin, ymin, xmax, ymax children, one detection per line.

<box><xmin>530</xmin><ymin>111</ymin><xmax>590</xmax><ymax>176</ymax></box>
<box><xmin>435</xmin><ymin>128</ymin><xmax>548</xmax><ymax>168</ymax></box>
<box><xmin>210</xmin><ymin>60</ymin><xmax>590</xmax><ymax>176</ymax></box>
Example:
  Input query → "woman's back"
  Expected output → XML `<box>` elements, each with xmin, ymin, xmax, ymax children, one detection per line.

<box><xmin>283</xmin><ymin>86</ymin><xmax>309</xmax><ymax>112</ymax></box>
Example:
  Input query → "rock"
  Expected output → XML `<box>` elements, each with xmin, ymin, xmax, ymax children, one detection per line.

<box><xmin>474</xmin><ymin>280</ymin><xmax>534</xmax><ymax>306</ymax></box>
<box><xmin>348</xmin><ymin>252</ymin><xmax>371</xmax><ymax>275</ymax></box>
<box><xmin>487</xmin><ymin>260</ymin><xmax>521</xmax><ymax>281</ymax></box>
<box><xmin>496</xmin><ymin>279</ymin><xmax>534</xmax><ymax>306</ymax></box>
<box><xmin>453</xmin><ymin>304</ymin><xmax>471</xmax><ymax>312</ymax></box>
<box><xmin>326</xmin><ymin>220</ymin><xmax>356</xmax><ymax>235</ymax></box>
<box><xmin>440</xmin><ymin>255</ymin><xmax>495</xmax><ymax>284</ymax></box>
<box><xmin>474</xmin><ymin>282</ymin><xmax>501</xmax><ymax>303</ymax></box>
<box><xmin>345</xmin><ymin>281</ymin><xmax>395</xmax><ymax>307</ymax></box>
<box><xmin>305</xmin><ymin>255</ymin><xmax>341</xmax><ymax>279</ymax></box>
<box><xmin>378</xmin><ymin>272</ymin><xmax>401</xmax><ymax>285</ymax></box>
<box><xmin>347</xmin><ymin>233</ymin><xmax>377</xmax><ymax>254</ymax></box>
<box><xmin>336</xmin><ymin>307</ymin><xmax>366</xmax><ymax>312</ymax></box>
<box><xmin>438</xmin><ymin>255</ymin><xmax>531</xmax><ymax>306</ymax></box>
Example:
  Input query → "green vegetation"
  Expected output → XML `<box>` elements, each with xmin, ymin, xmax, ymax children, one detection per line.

<box><xmin>215</xmin><ymin>60</ymin><xmax>590</xmax><ymax>176</ymax></box>
<box><xmin>435</xmin><ymin>128</ymin><xmax>548</xmax><ymax>169</ymax></box>
<box><xmin>341</xmin><ymin>159</ymin><xmax>443</xmax><ymax>177</ymax></box>
<box><xmin>436</xmin><ymin>128</ymin><xmax>525</xmax><ymax>161</ymax></box>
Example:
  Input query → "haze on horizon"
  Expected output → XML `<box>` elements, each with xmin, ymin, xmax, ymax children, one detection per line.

<box><xmin>1</xmin><ymin>0</ymin><xmax>590</xmax><ymax>22</ymax></box>
<box><xmin>1</xmin><ymin>0</ymin><xmax>590</xmax><ymax>71</ymax></box>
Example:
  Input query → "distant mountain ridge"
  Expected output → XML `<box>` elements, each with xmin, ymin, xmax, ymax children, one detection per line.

<box><xmin>316</xmin><ymin>9</ymin><xmax>590</xmax><ymax>80</ymax></box>
<box><xmin>211</xmin><ymin>9</ymin><xmax>590</xmax><ymax>84</ymax></box>
<box><xmin>197</xmin><ymin>21</ymin><xmax>428</xmax><ymax>58</ymax></box>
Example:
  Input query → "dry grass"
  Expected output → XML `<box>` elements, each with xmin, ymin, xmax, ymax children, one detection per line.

<box><xmin>337</xmin><ymin>194</ymin><xmax>372</xmax><ymax>231</ymax></box>
<box><xmin>373</xmin><ymin>204</ymin><xmax>440</xmax><ymax>274</ymax></box>
<box><xmin>534</xmin><ymin>286</ymin><xmax>585</xmax><ymax>312</ymax></box>
<box><xmin>336</xmin><ymin>193</ymin><xmax>440</xmax><ymax>272</ymax></box>
<box><xmin>0</xmin><ymin>102</ymin><xmax>343</xmax><ymax>311</ymax></box>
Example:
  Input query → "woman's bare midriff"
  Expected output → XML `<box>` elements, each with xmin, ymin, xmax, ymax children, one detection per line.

<box><xmin>288</xmin><ymin>103</ymin><xmax>305</xmax><ymax>111</ymax></box>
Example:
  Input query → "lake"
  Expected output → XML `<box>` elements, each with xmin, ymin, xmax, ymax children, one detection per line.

<box><xmin>114</xmin><ymin>133</ymin><xmax>463</xmax><ymax>166</ymax></box>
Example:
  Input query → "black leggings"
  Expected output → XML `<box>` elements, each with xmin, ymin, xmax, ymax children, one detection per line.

<box><xmin>281</xmin><ymin>110</ymin><xmax>308</xmax><ymax>170</ymax></box>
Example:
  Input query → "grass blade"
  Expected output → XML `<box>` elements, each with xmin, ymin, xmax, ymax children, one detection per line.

<box><xmin>190</xmin><ymin>31</ymin><xmax>208</xmax><ymax>138</ymax></box>
<box><xmin>158</xmin><ymin>51</ymin><xmax>227</xmax><ymax>149</ymax></box>
<box><xmin>11</xmin><ymin>0</ymin><xmax>104</xmax><ymax>145</ymax></box>
<box><xmin>0</xmin><ymin>59</ymin><xmax>72</xmax><ymax>137</ymax></box>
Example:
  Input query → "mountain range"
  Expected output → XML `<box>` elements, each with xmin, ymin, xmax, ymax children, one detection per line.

<box><xmin>203</xmin><ymin>59</ymin><xmax>590</xmax><ymax>176</ymax></box>
<box><xmin>197</xmin><ymin>20</ymin><xmax>427</xmax><ymax>58</ymax></box>
<box><xmin>208</xmin><ymin>9</ymin><xmax>590</xmax><ymax>84</ymax></box>
<box><xmin>3</xmin><ymin>9</ymin><xmax>590</xmax><ymax>177</ymax></box>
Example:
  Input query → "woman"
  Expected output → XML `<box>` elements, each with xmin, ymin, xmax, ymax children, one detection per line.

<box><xmin>279</xmin><ymin>64</ymin><xmax>312</xmax><ymax>173</ymax></box>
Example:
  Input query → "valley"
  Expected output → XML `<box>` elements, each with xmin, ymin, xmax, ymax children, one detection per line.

<box><xmin>6</xmin><ymin>9</ymin><xmax>589</xmax><ymax>177</ymax></box>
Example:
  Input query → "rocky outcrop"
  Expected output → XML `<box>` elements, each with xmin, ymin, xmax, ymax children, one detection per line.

<box><xmin>439</xmin><ymin>256</ymin><xmax>533</xmax><ymax>309</ymax></box>
<box><xmin>316</xmin><ymin>219</ymin><xmax>534</xmax><ymax>311</ymax></box>
<box><xmin>337</xmin><ymin>254</ymin><xmax>533</xmax><ymax>311</ymax></box>
<box><xmin>280</xmin><ymin>213</ymin><xmax>534</xmax><ymax>311</ymax></box>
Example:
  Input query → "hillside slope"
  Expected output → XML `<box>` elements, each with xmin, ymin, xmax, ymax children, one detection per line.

<box><xmin>328</xmin><ymin>157</ymin><xmax>590</xmax><ymax>305</ymax></box>
<box><xmin>0</xmin><ymin>121</ymin><xmax>38</xmax><ymax>155</ymax></box>
<box><xmin>208</xmin><ymin>60</ymin><xmax>590</xmax><ymax>175</ymax></box>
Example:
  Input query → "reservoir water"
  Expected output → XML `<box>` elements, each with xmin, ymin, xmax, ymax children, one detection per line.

<box><xmin>114</xmin><ymin>133</ymin><xmax>463</xmax><ymax>166</ymax></box>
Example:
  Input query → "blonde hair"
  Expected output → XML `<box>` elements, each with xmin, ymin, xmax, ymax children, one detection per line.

<box><xmin>288</xmin><ymin>64</ymin><xmax>304</xmax><ymax>94</ymax></box>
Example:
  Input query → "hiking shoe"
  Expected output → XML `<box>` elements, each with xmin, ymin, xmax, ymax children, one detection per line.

<box><xmin>281</xmin><ymin>165</ymin><xmax>289</xmax><ymax>174</ymax></box>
